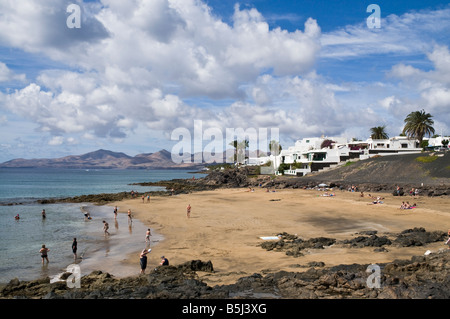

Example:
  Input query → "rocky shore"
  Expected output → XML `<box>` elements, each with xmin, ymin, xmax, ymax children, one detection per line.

<box><xmin>3</xmin><ymin>161</ymin><xmax>448</xmax><ymax>300</ymax></box>
<box><xmin>1</xmin><ymin>245</ymin><xmax>448</xmax><ymax>299</ymax></box>
<box><xmin>133</xmin><ymin>166</ymin><xmax>450</xmax><ymax>198</ymax></box>
<box><xmin>10</xmin><ymin>158</ymin><xmax>448</xmax><ymax>206</ymax></box>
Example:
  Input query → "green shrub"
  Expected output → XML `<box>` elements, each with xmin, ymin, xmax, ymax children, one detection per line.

<box><xmin>415</xmin><ymin>155</ymin><xmax>438</xmax><ymax>163</ymax></box>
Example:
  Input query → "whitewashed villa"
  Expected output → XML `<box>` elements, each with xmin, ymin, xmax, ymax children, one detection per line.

<box><xmin>248</xmin><ymin>135</ymin><xmax>432</xmax><ymax>176</ymax></box>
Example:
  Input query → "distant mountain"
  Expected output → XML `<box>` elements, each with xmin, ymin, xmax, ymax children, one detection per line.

<box><xmin>0</xmin><ymin>149</ymin><xmax>206</xmax><ymax>169</ymax></box>
<box><xmin>0</xmin><ymin>148</ymin><xmax>271</xmax><ymax>169</ymax></box>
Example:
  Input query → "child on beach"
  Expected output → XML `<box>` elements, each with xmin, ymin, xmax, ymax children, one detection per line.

<box><xmin>39</xmin><ymin>245</ymin><xmax>49</xmax><ymax>264</ymax></box>
<box><xmin>186</xmin><ymin>204</ymin><xmax>191</xmax><ymax>218</ymax></box>
<box><xmin>103</xmin><ymin>221</ymin><xmax>110</xmax><ymax>236</ymax></box>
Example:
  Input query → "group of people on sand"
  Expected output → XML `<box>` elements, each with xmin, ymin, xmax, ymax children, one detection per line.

<box><xmin>139</xmin><ymin>249</ymin><xmax>169</xmax><ymax>275</ymax></box>
<box><xmin>399</xmin><ymin>201</ymin><xmax>417</xmax><ymax>210</ymax></box>
<box><xmin>139</xmin><ymin>225</ymin><xmax>169</xmax><ymax>274</ymax></box>
<box><xmin>359</xmin><ymin>192</ymin><xmax>385</xmax><ymax>205</ymax></box>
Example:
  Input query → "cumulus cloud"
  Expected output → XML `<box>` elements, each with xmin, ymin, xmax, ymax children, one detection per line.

<box><xmin>386</xmin><ymin>44</ymin><xmax>450</xmax><ymax>132</ymax></box>
<box><xmin>0</xmin><ymin>0</ymin><xmax>322</xmax><ymax>143</ymax></box>
<box><xmin>0</xmin><ymin>62</ymin><xmax>26</xmax><ymax>83</ymax></box>
<box><xmin>0</xmin><ymin>0</ymin><xmax>450</xmax><ymax>159</ymax></box>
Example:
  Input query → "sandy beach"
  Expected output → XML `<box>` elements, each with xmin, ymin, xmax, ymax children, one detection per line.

<box><xmin>110</xmin><ymin>187</ymin><xmax>450</xmax><ymax>286</ymax></box>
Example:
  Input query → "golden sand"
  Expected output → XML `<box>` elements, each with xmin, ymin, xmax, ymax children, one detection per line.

<box><xmin>110</xmin><ymin>187</ymin><xmax>450</xmax><ymax>285</ymax></box>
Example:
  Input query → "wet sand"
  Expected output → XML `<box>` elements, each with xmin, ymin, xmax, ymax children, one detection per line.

<box><xmin>110</xmin><ymin>188</ymin><xmax>450</xmax><ymax>285</ymax></box>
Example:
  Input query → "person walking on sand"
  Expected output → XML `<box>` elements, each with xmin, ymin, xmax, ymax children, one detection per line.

<box><xmin>145</xmin><ymin>228</ymin><xmax>151</xmax><ymax>245</ymax></box>
<box><xmin>140</xmin><ymin>249</ymin><xmax>149</xmax><ymax>274</ymax></box>
<box><xmin>72</xmin><ymin>238</ymin><xmax>78</xmax><ymax>260</ymax></box>
<box><xmin>40</xmin><ymin>245</ymin><xmax>49</xmax><ymax>264</ymax></box>
<box><xmin>127</xmin><ymin>209</ymin><xmax>133</xmax><ymax>224</ymax></box>
<box><xmin>103</xmin><ymin>221</ymin><xmax>110</xmax><ymax>236</ymax></box>
<box><xmin>186</xmin><ymin>204</ymin><xmax>191</xmax><ymax>218</ymax></box>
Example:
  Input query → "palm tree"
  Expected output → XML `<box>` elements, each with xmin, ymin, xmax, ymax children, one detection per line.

<box><xmin>402</xmin><ymin>110</ymin><xmax>435</xmax><ymax>144</ymax></box>
<box><xmin>269</xmin><ymin>140</ymin><xmax>282</xmax><ymax>156</ymax></box>
<box><xmin>229</xmin><ymin>139</ymin><xmax>249</xmax><ymax>164</ymax></box>
<box><xmin>370</xmin><ymin>126</ymin><xmax>389</xmax><ymax>139</ymax></box>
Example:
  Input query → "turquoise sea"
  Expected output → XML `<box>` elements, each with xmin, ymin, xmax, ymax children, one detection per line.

<box><xmin>0</xmin><ymin>168</ymin><xmax>196</xmax><ymax>284</ymax></box>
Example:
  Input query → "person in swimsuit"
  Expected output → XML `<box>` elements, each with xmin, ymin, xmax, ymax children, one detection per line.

<box><xmin>186</xmin><ymin>204</ymin><xmax>191</xmax><ymax>218</ymax></box>
<box><xmin>40</xmin><ymin>245</ymin><xmax>49</xmax><ymax>264</ymax></box>
<box><xmin>127</xmin><ymin>209</ymin><xmax>132</xmax><ymax>224</ymax></box>
<box><xmin>140</xmin><ymin>249</ymin><xmax>149</xmax><ymax>274</ymax></box>
<box><xmin>145</xmin><ymin>228</ymin><xmax>151</xmax><ymax>245</ymax></box>
<box><xmin>103</xmin><ymin>221</ymin><xmax>110</xmax><ymax>236</ymax></box>
<box><xmin>113</xmin><ymin>206</ymin><xmax>118</xmax><ymax>219</ymax></box>
<box><xmin>72</xmin><ymin>238</ymin><xmax>78</xmax><ymax>260</ymax></box>
<box><xmin>42</xmin><ymin>209</ymin><xmax>46</xmax><ymax>219</ymax></box>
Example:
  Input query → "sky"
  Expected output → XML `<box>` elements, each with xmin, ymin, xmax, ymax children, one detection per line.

<box><xmin>0</xmin><ymin>0</ymin><xmax>450</xmax><ymax>162</ymax></box>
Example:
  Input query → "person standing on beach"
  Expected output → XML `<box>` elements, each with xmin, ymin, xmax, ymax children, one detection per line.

<box><xmin>128</xmin><ymin>209</ymin><xmax>132</xmax><ymax>224</ymax></box>
<box><xmin>145</xmin><ymin>228</ymin><xmax>152</xmax><ymax>246</ymax></box>
<box><xmin>140</xmin><ymin>249</ymin><xmax>149</xmax><ymax>274</ymax></box>
<box><xmin>72</xmin><ymin>238</ymin><xmax>78</xmax><ymax>260</ymax></box>
<box><xmin>39</xmin><ymin>245</ymin><xmax>49</xmax><ymax>264</ymax></box>
<box><xmin>103</xmin><ymin>221</ymin><xmax>110</xmax><ymax>236</ymax></box>
<box><xmin>113</xmin><ymin>206</ymin><xmax>118</xmax><ymax>219</ymax></box>
<box><xmin>42</xmin><ymin>209</ymin><xmax>46</xmax><ymax>219</ymax></box>
<box><xmin>186</xmin><ymin>204</ymin><xmax>191</xmax><ymax>218</ymax></box>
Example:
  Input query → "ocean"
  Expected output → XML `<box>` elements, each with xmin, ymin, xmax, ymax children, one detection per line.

<box><xmin>0</xmin><ymin>168</ymin><xmax>196</xmax><ymax>284</ymax></box>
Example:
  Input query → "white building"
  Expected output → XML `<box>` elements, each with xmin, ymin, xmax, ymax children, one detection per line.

<box><xmin>274</xmin><ymin>137</ymin><xmax>353</xmax><ymax>176</ymax></box>
<box><xmin>249</xmin><ymin>135</ymin><xmax>423</xmax><ymax>176</ymax></box>
<box><xmin>425</xmin><ymin>136</ymin><xmax>450</xmax><ymax>150</ymax></box>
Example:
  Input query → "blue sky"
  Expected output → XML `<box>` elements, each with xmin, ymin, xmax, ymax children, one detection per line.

<box><xmin>0</xmin><ymin>0</ymin><xmax>450</xmax><ymax>162</ymax></box>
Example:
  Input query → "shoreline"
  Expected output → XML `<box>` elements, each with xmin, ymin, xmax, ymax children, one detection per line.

<box><xmin>107</xmin><ymin>186</ymin><xmax>450</xmax><ymax>286</ymax></box>
<box><xmin>2</xmin><ymin>170</ymin><xmax>449</xmax><ymax>287</ymax></box>
<box><xmin>1</xmin><ymin>185</ymin><xmax>449</xmax><ymax>299</ymax></box>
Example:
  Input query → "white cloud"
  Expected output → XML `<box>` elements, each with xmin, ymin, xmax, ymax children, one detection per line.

<box><xmin>48</xmin><ymin>136</ymin><xmax>64</xmax><ymax>146</ymax></box>
<box><xmin>321</xmin><ymin>7</ymin><xmax>450</xmax><ymax>59</ymax></box>
<box><xmin>1</xmin><ymin>0</ymin><xmax>450</xmax><ymax>161</ymax></box>
<box><xmin>0</xmin><ymin>0</ymin><xmax>322</xmax><ymax>141</ymax></box>
<box><xmin>0</xmin><ymin>62</ymin><xmax>26</xmax><ymax>83</ymax></box>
